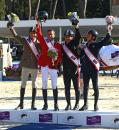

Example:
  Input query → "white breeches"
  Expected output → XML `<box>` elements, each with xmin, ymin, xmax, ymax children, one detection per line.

<box><xmin>41</xmin><ymin>66</ymin><xmax>58</xmax><ymax>89</ymax></box>
<box><xmin>21</xmin><ymin>67</ymin><xmax>38</xmax><ymax>88</ymax></box>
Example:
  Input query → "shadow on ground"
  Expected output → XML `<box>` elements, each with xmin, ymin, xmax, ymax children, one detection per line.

<box><xmin>7</xmin><ymin>123</ymin><xmax>81</xmax><ymax>130</ymax></box>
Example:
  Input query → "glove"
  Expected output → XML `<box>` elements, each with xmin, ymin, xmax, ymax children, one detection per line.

<box><xmin>7</xmin><ymin>21</ymin><xmax>14</xmax><ymax>28</ymax></box>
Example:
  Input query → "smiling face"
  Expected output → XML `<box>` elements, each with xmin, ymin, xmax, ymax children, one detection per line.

<box><xmin>47</xmin><ymin>30</ymin><xmax>55</xmax><ymax>40</ymax></box>
<box><xmin>64</xmin><ymin>35</ymin><xmax>74</xmax><ymax>44</ymax></box>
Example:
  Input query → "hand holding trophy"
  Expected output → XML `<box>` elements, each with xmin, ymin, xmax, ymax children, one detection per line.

<box><xmin>105</xmin><ymin>15</ymin><xmax>116</xmax><ymax>33</ymax></box>
<box><xmin>7</xmin><ymin>12</ymin><xmax>20</xmax><ymax>28</ymax></box>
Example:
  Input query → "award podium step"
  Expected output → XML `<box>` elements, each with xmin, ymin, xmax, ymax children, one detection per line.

<box><xmin>0</xmin><ymin>109</ymin><xmax>119</xmax><ymax>128</ymax></box>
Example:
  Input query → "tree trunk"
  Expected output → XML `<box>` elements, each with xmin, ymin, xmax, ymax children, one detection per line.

<box><xmin>5</xmin><ymin>0</ymin><xmax>12</xmax><ymax>14</ymax></box>
<box><xmin>28</xmin><ymin>0</ymin><xmax>31</xmax><ymax>20</ymax></box>
<box><xmin>35</xmin><ymin>0</ymin><xmax>40</xmax><ymax>18</ymax></box>
<box><xmin>78</xmin><ymin>0</ymin><xmax>87</xmax><ymax>18</ymax></box>
<box><xmin>61</xmin><ymin>0</ymin><xmax>66</xmax><ymax>18</ymax></box>
<box><xmin>52</xmin><ymin>0</ymin><xmax>58</xmax><ymax>19</ymax></box>
<box><xmin>49</xmin><ymin>0</ymin><xmax>53</xmax><ymax>19</ymax></box>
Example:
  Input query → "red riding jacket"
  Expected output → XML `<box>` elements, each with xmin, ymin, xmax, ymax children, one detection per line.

<box><xmin>36</xmin><ymin>23</ymin><xmax>62</xmax><ymax>69</ymax></box>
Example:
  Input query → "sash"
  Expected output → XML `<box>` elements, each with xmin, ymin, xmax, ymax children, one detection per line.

<box><xmin>25</xmin><ymin>38</ymin><xmax>40</xmax><ymax>60</ymax></box>
<box><xmin>84</xmin><ymin>47</ymin><xmax>100</xmax><ymax>71</ymax></box>
<box><xmin>44</xmin><ymin>37</ymin><xmax>55</xmax><ymax>49</ymax></box>
<box><xmin>62</xmin><ymin>42</ymin><xmax>80</xmax><ymax>67</ymax></box>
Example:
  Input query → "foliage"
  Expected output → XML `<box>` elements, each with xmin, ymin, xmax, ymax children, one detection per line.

<box><xmin>0</xmin><ymin>0</ymin><xmax>5</xmax><ymax>20</ymax></box>
<box><xmin>86</xmin><ymin>0</ymin><xmax>110</xmax><ymax>18</ymax></box>
<box><xmin>0</xmin><ymin>0</ymin><xmax>110</xmax><ymax>20</ymax></box>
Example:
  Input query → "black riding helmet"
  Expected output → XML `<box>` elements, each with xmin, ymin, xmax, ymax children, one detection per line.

<box><xmin>87</xmin><ymin>29</ymin><xmax>98</xmax><ymax>39</ymax></box>
<box><xmin>38</xmin><ymin>11</ymin><xmax>48</xmax><ymax>21</ymax></box>
<box><xmin>64</xmin><ymin>29</ymin><xmax>75</xmax><ymax>37</ymax></box>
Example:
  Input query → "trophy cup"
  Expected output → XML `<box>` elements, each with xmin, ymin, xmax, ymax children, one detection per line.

<box><xmin>7</xmin><ymin>12</ymin><xmax>20</xmax><ymax>27</ymax></box>
<box><xmin>68</xmin><ymin>12</ymin><xmax>79</xmax><ymax>25</ymax></box>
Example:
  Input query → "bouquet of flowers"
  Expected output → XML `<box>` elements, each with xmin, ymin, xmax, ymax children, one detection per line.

<box><xmin>105</xmin><ymin>15</ymin><xmax>116</xmax><ymax>25</ymax></box>
<box><xmin>7</xmin><ymin>12</ymin><xmax>20</xmax><ymax>27</ymax></box>
<box><xmin>68</xmin><ymin>12</ymin><xmax>79</xmax><ymax>25</ymax></box>
<box><xmin>47</xmin><ymin>48</ymin><xmax>58</xmax><ymax>61</ymax></box>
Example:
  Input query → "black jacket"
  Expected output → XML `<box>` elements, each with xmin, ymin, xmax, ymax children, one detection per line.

<box><xmin>80</xmin><ymin>33</ymin><xmax>111</xmax><ymax>73</ymax></box>
<box><xmin>62</xmin><ymin>28</ymin><xmax>81</xmax><ymax>75</ymax></box>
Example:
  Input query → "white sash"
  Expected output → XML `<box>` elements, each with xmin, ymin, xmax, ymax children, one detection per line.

<box><xmin>62</xmin><ymin>42</ymin><xmax>80</xmax><ymax>67</ymax></box>
<box><xmin>84</xmin><ymin>47</ymin><xmax>100</xmax><ymax>71</ymax></box>
<box><xmin>44</xmin><ymin>37</ymin><xmax>55</xmax><ymax>49</ymax></box>
<box><xmin>26</xmin><ymin>38</ymin><xmax>40</xmax><ymax>60</ymax></box>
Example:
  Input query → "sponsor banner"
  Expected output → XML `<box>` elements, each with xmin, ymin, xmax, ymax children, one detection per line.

<box><xmin>57</xmin><ymin>113</ymin><xmax>84</xmax><ymax>125</ymax></box>
<box><xmin>18</xmin><ymin>112</ymin><xmax>30</xmax><ymax>122</ymax></box>
<box><xmin>0</xmin><ymin>111</ymin><xmax>10</xmax><ymax>120</ymax></box>
<box><xmin>101</xmin><ymin>114</ymin><xmax>119</xmax><ymax>128</ymax></box>
<box><xmin>1</xmin><ymin>110</ymin><xmax>57</xmax><ymax>124</ymax></box>
<box><xmin>39</xmin><ymin>113</ymin><xmax>53</xmax><ymax>122</ymax></box>
<box><xmin>10</xmin><ymin>110</ymin><xmax>39</xmax><ymax>123</ymax></box>
<box><xmin>87</xmin><ymin>115</ymin><xmax>101</xmax><ymax>125</ymax></box>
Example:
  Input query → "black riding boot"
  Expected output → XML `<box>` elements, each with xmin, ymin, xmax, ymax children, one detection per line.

<box><xmin>42</xmin><ymin>89</ymin><xmax>48</xmax><ymax>110</ymax></box>
<box><xmin>94</xmin><ymin>90</ymin><xmax>99</xmax><ymax>111</ymax></box>
<box><xmin>31</xmin><ymin>88</ymin><xmax>37</xmax><ymax>110</ymax></box>
<box><xmin>53</xmin><ymin>88</ymin><xmax>59</xmax><ymax>111</ymax></box>
<box><xmin>79</xmin><ymin>86</ymin><xmax>88</xmax><ymax>111</ymax></box>
<box><xmin>15</xmin><ymin>88</ymin><xmax>25</xmax><ymax>110</ymax></box>
<box><xmin>73</xmin><ymin>89</ymin><xmax>80</xmax><ymax>110</ymax></box>
<box><xmin>65</xmin><ymin>96</ymin><xmax>71</xmax><ymax>111</ymax></box>
<box><xmin>65</xmin><ymin>89</ymin><xmax>71</xmax><ymax>110</ymax></box>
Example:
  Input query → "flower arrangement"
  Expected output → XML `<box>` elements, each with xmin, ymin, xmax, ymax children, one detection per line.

<box><xmin>7</xmin><ymin>12</ymin><xmax>20</xmax><ymax>27</ymax></box>
<box><xmin>4</xmin><ymin>65</ymin><xmax>21</xmax><ymax>77</ymax></box>
<box><xmin>105</xmin><ymin>15</ymin><xmax>116</xmax><ymax>25</ymax></box>
<box><xmin>47</xmin><ymin>48</ymin><xmax>58</xmax><ymax>61</ymax></box>
<box><xmin>68</xmin><ymin>12</ymin><xmax>79</xmax><ymax>25</ymax></box>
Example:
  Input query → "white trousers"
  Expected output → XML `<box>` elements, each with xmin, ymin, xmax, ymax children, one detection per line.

<box><xmin>21</xmin><ymin>67</ymin><xmax>38</xmax><ymax>88</ymax></box>
<box><xmin>41</xmin><ymin>66</ymin><xmax>58</xmax><ymax>89</ymax></box>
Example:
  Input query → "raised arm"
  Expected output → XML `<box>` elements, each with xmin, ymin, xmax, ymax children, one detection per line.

<box><xmin>9</xmin><ymin>26</ymin><xmax>18</xmax><ymax>37</ymax></box>
<box><xmin>72</xmin><ymin>24</ymin><xmax>81</xmax><ymax>47</ymax></box>
<box><xmin>9</xmin><ymin>26</ymin><xmax>25</xmax><ymax>44</ymax></box>
<box><xmin>96</xmin><ymin>25</ymin><xmax>113</xmax><ymax>48</ymax></box>
<box><xmin>36</xmin><ymin>21</ymin><xmax>48</xmax><ymax>49</ymax></box>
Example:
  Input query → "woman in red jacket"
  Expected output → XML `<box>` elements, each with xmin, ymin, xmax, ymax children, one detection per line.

<box><xmin>36</xmin><ymin>22</ymin><xmax>62</xmax><ymax>111</ymax></box>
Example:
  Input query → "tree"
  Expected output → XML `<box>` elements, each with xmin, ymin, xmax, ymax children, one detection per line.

<box><xmin>52</xmin><ymin>0</ymin><xmax>58</xmax><ymax>19</ymax></box>
<box><xmin>35</xmin><ymin>0</ymin><xmax>41</xmax><ymax>18</ymax></box>
<box><xmin>78</xmin><ymin>0</ymin><xmax>87</xmax><ymax>18</ymax></box>
<box><xmin>61</xmin><ymin>0</ymin><xmax>66</xmax><ymax>18</ymax></box>
<box><xmin>0</xmin><ymin>0</ymin><xmax>5</xmax><ymax>20</ymax></box>
<box><xmin>28</xmin><ymin>0</ymin><xmax>31</xmax><ymax>19</ymax></box>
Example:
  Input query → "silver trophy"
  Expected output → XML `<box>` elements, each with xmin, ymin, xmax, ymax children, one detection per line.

<box><xmin>68</xmin><ymin>12</ymin><xmax>79</xmax><ymax>25</ymax></box>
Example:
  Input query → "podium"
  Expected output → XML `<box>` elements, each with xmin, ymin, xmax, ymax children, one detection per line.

<box><xmin>0</xmin><ymin>109</ymin><xmax>119</xmax><ymax>128</ymax></box>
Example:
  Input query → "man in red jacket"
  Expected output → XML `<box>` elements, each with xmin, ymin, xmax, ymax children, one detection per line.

<box><xmin>36</xmin><ymin>22</ymin><xmax>62</xmax><ymax>111</ymax></box>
